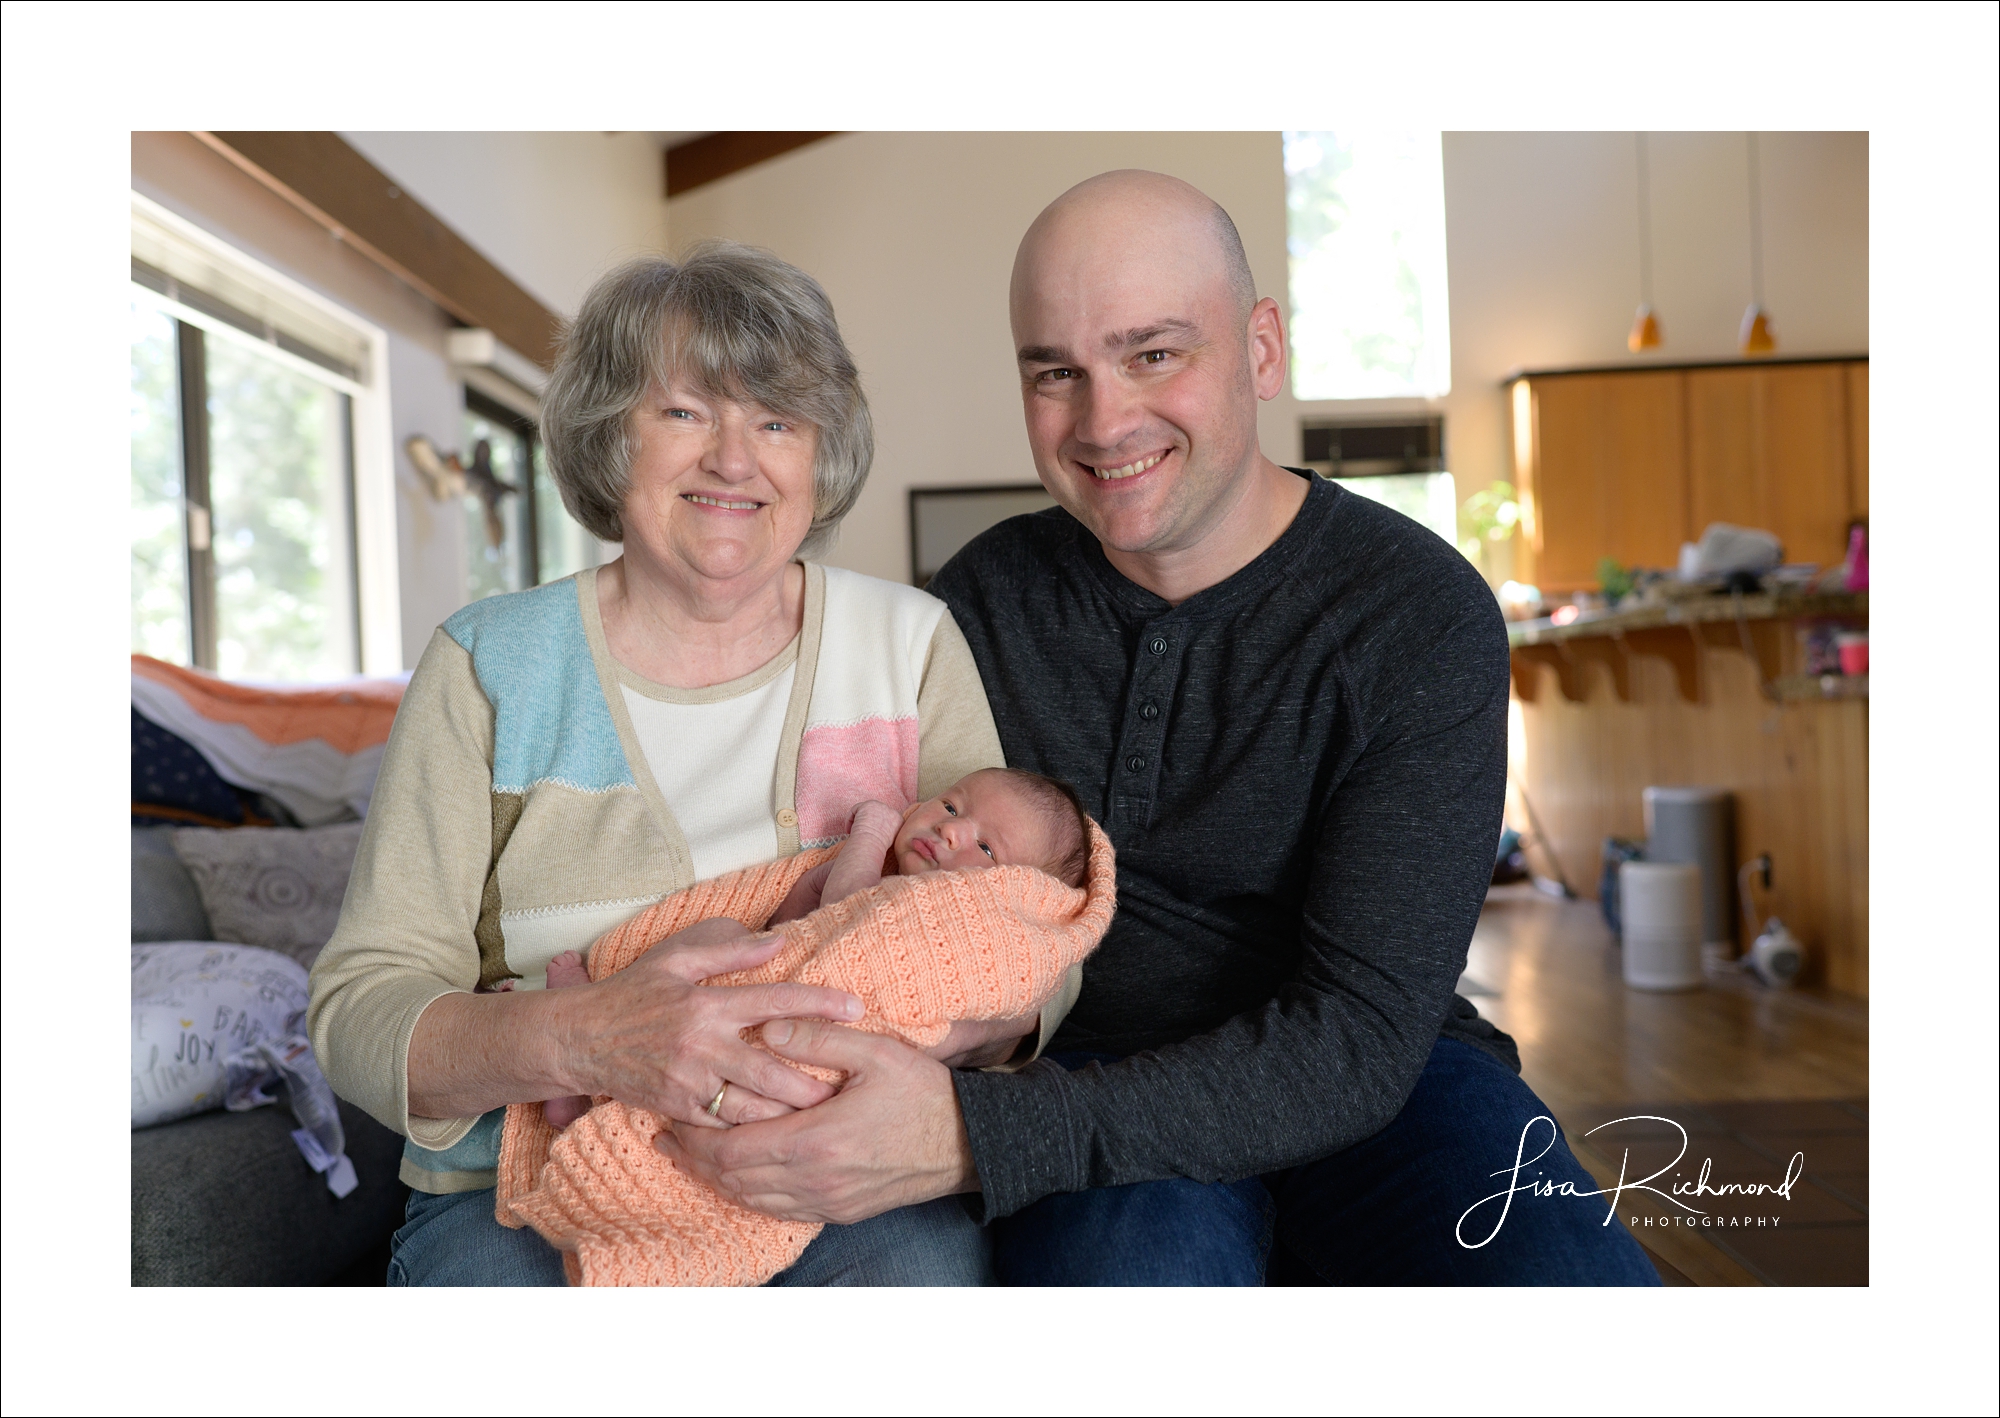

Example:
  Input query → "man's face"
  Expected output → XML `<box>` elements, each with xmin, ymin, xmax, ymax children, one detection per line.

<box><xmin>1012</xmin><ymin>221</ymin><xmax>1263</xmax><ymax>559</ymax></box>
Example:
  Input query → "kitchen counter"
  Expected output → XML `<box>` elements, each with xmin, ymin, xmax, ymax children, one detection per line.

<box><xmin>1506</xmin><ymin>588</ymin><xmax>1866</xmax><ymax>706</ymax></box>
<box><xmin>1507</xmin><ymin>588</ymin><xmax>1868</xmax><ymax>648</ymax></box>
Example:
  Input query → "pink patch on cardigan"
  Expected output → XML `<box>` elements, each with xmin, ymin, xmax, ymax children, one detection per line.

<box><xmin>795</xmin><ymin>717</ymin><xmax>920</xmax><ymax>843</ymax></box>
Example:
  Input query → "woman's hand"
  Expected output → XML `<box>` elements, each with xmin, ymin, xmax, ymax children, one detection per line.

<box><xmin>556</xmin><ymin>918</ymin><xmax>864</xmax><ymax>1128</ymax></box>
<box><xmin>407</xmin><ymin>918</ymin><xmax>867</xmax><ymax>1132</ymax></box>
<box><xmin>925</xmin><ymin>1013</ymin><xmax>1039</xmax><ymax>1069</ymax></box>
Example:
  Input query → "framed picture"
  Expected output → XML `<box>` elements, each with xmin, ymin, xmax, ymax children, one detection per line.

<box><xmin>907</xmin><ymin>482</ymin><xmax>1057</xmax><ymax>587</ymax></box>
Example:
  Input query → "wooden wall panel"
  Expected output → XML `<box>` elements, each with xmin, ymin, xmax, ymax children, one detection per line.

<box><xmin>1687</xmin><ymin>368</ymin><xmax>1760</xmax><ymax>535</ymax></box>
<box><xmin>1510</xmin><ymin>638</ymin><xmax>1868</xmax><ymax>996</ymax></box>
<box><xmin>1761</xmin><ymin>364</ymin><xmax>1854</xmax><ymax>568</ymax></box>
<box><xmin>1597</xmin><ymin>371</ymin><xmax>1690</xmax><ymax>573</ymax></box>
<box><xmin>1525</xmin><ymin>372</ymin><xmax>1688</xmax><ymax>589</ymax></box>
<box><xmin>1847</xmin><ymin>362</ymin><xmax>1869</xmax><ymax>518</ymax></box>
<box><xmin>1521</xmin><ymin>376</ymin><xmax>1599</xmax><ymax>590</ymax></box>
<box><xmin>1688</xmin><ymin>364</ymin><xmax>1854</xmax><ymax>569</ymax></box>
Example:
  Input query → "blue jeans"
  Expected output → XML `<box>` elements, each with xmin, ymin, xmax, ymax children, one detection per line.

<box><xmin>991</xmin><ymin>1038</ymin><xmax>1662</xmax><ymax>1286</ymax></box>
<box><xmin>388</xmin><ymin>1187</ymin><xmax>990</xmax><ymax>1287</ymax></box>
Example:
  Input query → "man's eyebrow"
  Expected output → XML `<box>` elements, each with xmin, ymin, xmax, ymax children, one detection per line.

<box><xmin>1106</xmin><ymin>319</ymin><xmax>1200</xmax><ymax>350</ymax></box>
<box><xmin>1017</xmin><ymin>320</ymin><xmax>1202</xmax><ymax>367</ymax></box>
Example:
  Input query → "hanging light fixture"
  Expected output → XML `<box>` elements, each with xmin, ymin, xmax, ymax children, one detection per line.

<box><xmin>1740</xmin><ymin>131</ymin><xmax>1776</xmax><ymax>354</ymax></box>
<box><xmin>1628</xmin><ymin>131</ymin><xmax>1662</xmax><ymax>351</ymax></box>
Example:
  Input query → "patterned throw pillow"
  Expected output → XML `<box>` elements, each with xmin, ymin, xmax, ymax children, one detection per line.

<box><xmin>169</xmin><ymin>823</ymin><xmax>365</xmax><ymax>970</ymax></box>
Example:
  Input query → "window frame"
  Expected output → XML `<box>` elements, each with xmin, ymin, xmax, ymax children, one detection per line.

<box><xmin>131</xmin><ymin>193</ymin><xmax>401</xmax><ymax>674</ymax></box>
<box><xmin>462</xmin><ymin>385</ymin><xmax>544</xmax><ymax>596</ymax></box>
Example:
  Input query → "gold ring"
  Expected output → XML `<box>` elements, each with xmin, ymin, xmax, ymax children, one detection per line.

<box><xmin>706</xmin><ymin>1084</ymin><xmax>727</xmax><ymax>1117</ymax></box>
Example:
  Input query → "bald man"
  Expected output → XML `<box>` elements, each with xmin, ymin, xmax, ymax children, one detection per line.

<box><xmin>663</xmin><ymin>171</ymin><xmax>1658</xmax><ymax>1286</ymax></box>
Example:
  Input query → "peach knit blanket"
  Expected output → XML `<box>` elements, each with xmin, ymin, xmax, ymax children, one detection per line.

<box><xmin>494</xmin><ymin>820</ymin><xmax>1116</xmax><ymax>1287</ymax></box>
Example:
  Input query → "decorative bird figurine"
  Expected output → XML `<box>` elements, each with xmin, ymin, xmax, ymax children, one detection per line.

<box><xmin>404</xmin><ymin>434</ymin><xmax>466</xmax><ymax>500</ymax></box>
<box><xmin>403</xmin><ymin>434</ymin><xmax>519</xmax><ymax>548</ymax></box>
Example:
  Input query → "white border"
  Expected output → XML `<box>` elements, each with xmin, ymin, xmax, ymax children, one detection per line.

<box><xmin>4</xmin><ymin>3</ymin><xmax>1996</xmax><ymax>1416</ymax></box>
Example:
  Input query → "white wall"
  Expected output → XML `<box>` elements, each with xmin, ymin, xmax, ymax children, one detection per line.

<box><xmin>666</xmin><ymin>130</ymin><xmax>1869</xmax><ymax>586</ymax></box>
<box><xmin>341</xmin><ymin>132</ymin><xmax>670</xmax><ymax>321</ymax></box>
<box><xmin>667</xmin><ymin>131</ymin><xmax>1324</xmax><ymax>585</ymax></box>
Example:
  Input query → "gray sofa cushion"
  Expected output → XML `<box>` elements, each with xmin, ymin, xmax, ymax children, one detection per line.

<box><xmin>169</xmin><ymin>822</ymin><xmax>362</xmax><ymax>971</ymax></box>
<box><xmin>132</xmin><ymin>827</ymin><xmax>213</xmax><ymax>943</ymax></box>
<box><xmin>131</xmin><ymin>1099</ymin><xmax>407</xmax><ymax>1285</ymax></box>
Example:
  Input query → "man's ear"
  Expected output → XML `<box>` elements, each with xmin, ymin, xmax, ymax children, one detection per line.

<box><xmin>1249</xmin><ymin>297</ymin><xmax>1288</xmax><ymax>402</ymax></box>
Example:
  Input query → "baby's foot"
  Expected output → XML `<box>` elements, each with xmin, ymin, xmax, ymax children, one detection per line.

<box><xmin>544</xmin><ymin>950</ymin><xmax>588</xmax><ymax>990</ymax></box>
<box><xmin>848</xmin><ymin>799</ymin><xmax>904</xmax><ymax>854</ymax></box>
<box><xmin>820</xmin><ymin>800</ymin><xmax>903</xmax><ymax>904</ymax></box>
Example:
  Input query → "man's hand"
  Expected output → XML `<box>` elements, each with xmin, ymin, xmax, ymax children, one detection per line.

<box><xmin>654</xmin><ymin>1019</ymin><xmax>978</xmax><ymax>1225</ymax></box>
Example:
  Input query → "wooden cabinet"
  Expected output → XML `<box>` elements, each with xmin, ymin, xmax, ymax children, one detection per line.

<box><xmin>1521</xmin><ymin>371</ymin><xmax>1688</xmax><ymax>589</ymax></box>
<box><xmin>1847</xmin><ymin>362</ymin><xmax>1868</xmax><ymax>517</ymax></box>
<box><xmin>1688</xmin><ymin>364</ymin><xmax>1853</xmax><ymax>569</ymax></box>
<box><xmin>1512</xmin><ymin>358</ymin><xmax>1866</xmax><ymax>591</ymax></box>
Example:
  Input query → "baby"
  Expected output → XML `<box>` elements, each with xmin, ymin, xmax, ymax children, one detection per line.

<box><xmin>539</xmin><ymin>767</ymin><xmax>1090</xmax><ymax>1128</ymax></box>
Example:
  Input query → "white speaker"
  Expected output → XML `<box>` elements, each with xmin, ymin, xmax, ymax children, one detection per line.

<box><xmin>1619</xmin><ymin>861</ymin><xmax>1704</xmax><ymax>991</ymax></box>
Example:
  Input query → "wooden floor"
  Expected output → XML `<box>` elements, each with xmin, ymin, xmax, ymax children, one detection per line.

<box><xmin>1464</xmin><ymin>884</ymin><xmax>1869</xmax><ymax>1285</ymax></box>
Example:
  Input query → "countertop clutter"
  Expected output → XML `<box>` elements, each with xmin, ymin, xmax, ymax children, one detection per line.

<box><xmin>1508</xmin><ymin>586</ymin><xmax>1868</xmax><ymax>648</ymax></box>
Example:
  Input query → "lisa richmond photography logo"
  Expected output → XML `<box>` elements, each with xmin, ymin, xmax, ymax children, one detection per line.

<box><xmin>1456</xmin><ymin>1114</ymin><xmax>1803</xmax><ymax>1249</ymax></box>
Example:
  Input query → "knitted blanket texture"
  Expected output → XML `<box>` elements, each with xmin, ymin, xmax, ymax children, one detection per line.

<box><xmin>494</xmin><ymin>821</ymin><xmax>1117</xmax><ymax>1286</ymax></box>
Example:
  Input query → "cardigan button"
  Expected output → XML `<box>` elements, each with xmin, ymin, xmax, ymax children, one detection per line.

<box><xmin>776</xmin><ymin>808</ymin><xmax>799</xmax><ymax>828</ymax></box>
<box><xmin>1148</xmin><ymin>636</ymin><xmax>1168</xmax><ymax>656</ymax></box>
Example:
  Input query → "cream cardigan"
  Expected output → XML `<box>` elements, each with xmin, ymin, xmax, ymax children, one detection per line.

<box><xmin>306</xmin><ymin>564</ymin><xmax>1067</xmax><ymax>1194</ymax></box>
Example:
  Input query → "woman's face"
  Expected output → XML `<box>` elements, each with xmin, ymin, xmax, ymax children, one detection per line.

<box><xmin>620</xmin><ymin>378</ymin><xmax>818</xmax><ymax>590</ymax></box>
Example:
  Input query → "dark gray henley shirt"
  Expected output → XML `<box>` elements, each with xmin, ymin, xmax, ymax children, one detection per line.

<box><xmin>930</xmin><ymin>471</ymin><xmax>1517</xmax><ymax>1222</ymax></box>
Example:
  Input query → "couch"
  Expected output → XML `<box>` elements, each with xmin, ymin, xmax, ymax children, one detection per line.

<box><xmin>131</xmin><ymin>827</ymin><xmax>408</xmax><ymax>1286</ymax></box>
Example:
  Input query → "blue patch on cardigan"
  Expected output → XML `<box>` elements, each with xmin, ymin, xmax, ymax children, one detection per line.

<box><xmin>402</xmin><ymin>1107</ymin><xmax>503</xmax><ymax>1178</ymax></box>
<box><xmin>444</xmin><ymin>580</ymin><xmax>634</xmax><ymax>795</ymax></box>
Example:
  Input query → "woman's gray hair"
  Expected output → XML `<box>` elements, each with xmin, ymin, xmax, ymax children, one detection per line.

<box><xmin>540</xmin><ymin>241</ymin><xmax>872</xmax><ymax>558</ymax></box>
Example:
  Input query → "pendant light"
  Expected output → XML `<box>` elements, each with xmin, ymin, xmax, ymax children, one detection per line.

<box><xmin>1740</xmin><ymin>131</ymin><xmax>1776</xmax><ymax>354</ymax></box>
<box><xmin>1628</xmin><ymin>132</ymin><xmax>1662</xmax><ymax>352</ymax></box>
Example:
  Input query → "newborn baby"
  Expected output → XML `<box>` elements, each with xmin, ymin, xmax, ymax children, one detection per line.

<box><xmin>540</xmin><ymin>767</ymin><xmax>1089</xmax><ymax>1128</ymax></box>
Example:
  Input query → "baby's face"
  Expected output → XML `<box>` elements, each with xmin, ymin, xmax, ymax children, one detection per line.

<box><xmin>893</xmin><ymin>771</ymin><xmax>1051</xmax><ymax>878</ymax></box>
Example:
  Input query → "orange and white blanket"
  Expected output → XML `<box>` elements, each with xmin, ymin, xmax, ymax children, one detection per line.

<box><xmin>494</xmin><ymin>822</ymin><xmax>1116</xmax><ymax>1286</ymax></box>
<box><xmin>130</xmin><ymin>654</ymin><xmax>405</xmax><ymax>824</ymax></box>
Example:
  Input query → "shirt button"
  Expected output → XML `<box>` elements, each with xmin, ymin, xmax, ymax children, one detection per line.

<box><xmin>1126</xmin><ymin>754</ymin><xmax>1147</xmax><ymax>772</ymax></box>
<box><xmin>1140</xmin><ymin>701</ymin><xmax>1159</xmax><ymax>721</ymax></box>
<box><xmin>776</xmin><ymin>808</ymin><xmax>799</xmax><ymax>828</ymax></box>
<box><xmin>1149</xmin><ymin>636</ymin><xmax>1168</xmax><ymax>656</ymax></box>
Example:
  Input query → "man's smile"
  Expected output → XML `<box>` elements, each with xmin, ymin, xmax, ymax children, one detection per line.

<box><xmin>1083</xmin><ymin>450</ymin><xmax>1169</xmax><ymax>481</ymax></box>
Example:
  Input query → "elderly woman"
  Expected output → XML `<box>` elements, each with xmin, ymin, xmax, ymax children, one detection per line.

<box><xmin>309</xmin><ymin>243</ymin><xmax>1044</xmax><ymax>1286</ymax></box>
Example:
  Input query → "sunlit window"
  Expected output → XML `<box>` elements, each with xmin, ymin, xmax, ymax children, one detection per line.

<box><xmin>1283</xmin><ymin>130</ymin><xmax>1452</xmax><ymax>401</ymax></box>
<box><xmin>129</xmin><ymin>287</ymin><xmax>358</xmax><ymax>680</ymax></box>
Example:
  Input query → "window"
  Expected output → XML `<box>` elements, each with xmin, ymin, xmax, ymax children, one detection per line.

<box><xmin>1301</xmin><ymin>418</ymin><xmax>1457</xmax><ymax>546</ymax></box>
<box><xmin>1283</xmin><ymin>131</ymin><xmax>1452</xmax><ymax>401</ymax></box>
<box><xmin>129</xmin><ymin>273</ymin><xmax>361</xmax><ymax>679</ymax></box>
<box><xmin>459</xmin><ymin>388</ymin><xmax>599</xmax><ymax>602</ymax></box>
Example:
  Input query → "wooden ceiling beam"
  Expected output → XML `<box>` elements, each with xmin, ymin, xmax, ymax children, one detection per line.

<box><xmin>193</xmin><ymin>131</ymin><xmax>563</xmax><ymax>368</ymax></box>
<box><xmin>665</xmin><ymin>132</ymin><xmax>837</xmax><ymax>199</ymax></box>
